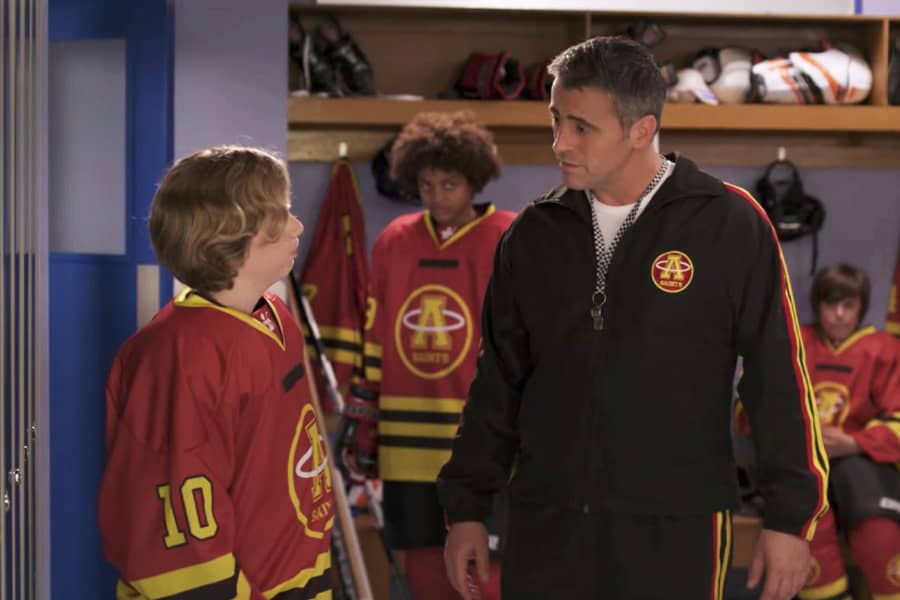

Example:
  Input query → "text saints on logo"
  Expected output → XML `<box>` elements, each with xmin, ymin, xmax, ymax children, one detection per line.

<box><xmin>395</xmin><ymin>284</ymin><xmax>473</xmax><ymax>380</ymax></box>
<box><xmin>651</xmin><ymin>250</ymin><xmax>694</xmax><ymax>294</ymax></box>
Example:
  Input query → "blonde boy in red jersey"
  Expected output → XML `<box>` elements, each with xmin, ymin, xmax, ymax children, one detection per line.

<box><xmin>98</xmin><ymin>146</ymin><xmax>334</xmax><ymax>599</ymax></box>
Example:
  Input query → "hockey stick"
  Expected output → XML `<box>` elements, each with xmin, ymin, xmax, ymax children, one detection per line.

<box><xmin>287</xmin><ymin>277</ymin><xmax>374</xmax><ymax>600</ymax></box>
<box><xmin>288</xmin><ymin>273</ymin><xmax>414</xmax><ymax>600</ymax></box>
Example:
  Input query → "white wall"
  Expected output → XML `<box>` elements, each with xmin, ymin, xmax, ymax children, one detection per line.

<box><xmin>174</xmin><ymin>0</ymin><xmax>288</xmax><ymax>159</ymax></box>
<box><xmin>862</xmin><ymin>0</ymin><xmax>900</xmax><ymax>14</ymax></box>
<box><xmin>173</xmin><ymin>0</ymin><xmax>290</xmax><ymax>302</ymax></box>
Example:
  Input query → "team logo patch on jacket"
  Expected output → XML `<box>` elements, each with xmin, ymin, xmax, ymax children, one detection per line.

<box><xmin>651</xmin><ymin>250</ymin><xmax>694</xmax><ymax>293</ymax></box>
<box><xmin>395</xmin><ymin>284</ymin><xmax>473</xmax><ymax>380</ymax></box>
<box><xmin>813</xmin><ymin>381</ymin><xmax>850</xmax><ymax>426</ymax></box>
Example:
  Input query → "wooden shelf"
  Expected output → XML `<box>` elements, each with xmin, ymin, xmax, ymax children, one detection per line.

<box><xmin>288</xmin><ymin>5</ymin><xmax>900</xmax><ymax>167</ymax></box>
<box><xmin>289</xmin><ymin>97</ymin><xmax>551</xmax><ymax>128</ymax></box>
<box><xmin>287</xmin><ymin>97</ymin><xmax>900</xmax><ymax>167</ymax></box>
<box><xmin>662</xmin><ymin>104</ymin><xmax>900</xmax><ymax>132</ymax></box>
<box><xmin>289</xmin><ymin>96</ymin><xmax>900</xmax><ymax>132</ymax></box>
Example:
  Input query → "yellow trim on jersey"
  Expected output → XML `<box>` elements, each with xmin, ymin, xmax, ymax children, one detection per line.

<box><xmin>380</xmin><ymin>447</ymin><xmax>452</xmax><ymax>482</ymax></box>
<box><xmin>312</xmin><ymin>591</ymin><xmax>333</xmax><ymax>600</ymax></box>
<box><xmin>423</xmin><ymin>204</ymin><xmax>497</xmax><ymax>250</ymax></box>
<box><xmin>380</xmin><ymin>395</ymin><xmax>466</xmax><ymax>414</ymax></box>
<box><xmin>307</xmin><ymin>324</ymin><xmax>363</xmax><ymax>346</ymax></box>
<box><xmin>379</xmin><ymin>421</ymin><xmax>459</xmax><ymax>438</ymax></box>
<box><xmin>235</xmin><ymin>570</ymin><xmax>251</xmax><ymax>599</ymax></box>
<box><xmin>364</xmin><ymin>342</ymin><xmax>383</xmax><ymax>359</ymax></box>
<box><xmin>264</xmin><ymin>549</ymin><xmax>331</xmax><ymax>598</ymax></box>
<box><xmin>322</xmin><ymin>347</ymin><xmax>363</xmax><ymax>369</ymax></box>
<box><xmin>364</xmin><ymin>366</ymin><xmax>382</xmax><ymax>383</ymax></box>
<box><xmin>726</xmin><ymin>183</ymin><xmax>830</xmax><ymax>538</ymax></box>
<box><xmin>116</xmin><ymin>580</ymin><xmax>143</xmax><ymax>600</ymax></box>
<box><xmin>866</xmin><ymin>415</ymin><xmax>900</xmax><ymax>441</ymax></box>
<box><xmin>123</xmin><ymin>553</ymin><xmax>236</xmax><ymax>598</ymax></box>
<box><xmin>797</xmin><ymin>575</ymin><xmax>849</xmax><ymax>599</ymax></box>
<box><xmin>872</xmin><ymin>592</ymin><xmax>900</xmax><ymax>600</ymax></box>
<box><xmin>175</xmin><ymin>289</ymin><xmax>286</xmax><ymax>351</ymax></box>
<box><xmin>820</xmin><ymin>325</ymin><xmax>876</xmax><ymax>355</ymax></box>
<box><xmin>887</xmin><ymin>321</ymin><xmax>900</xmax><ymax>336</ymax></box>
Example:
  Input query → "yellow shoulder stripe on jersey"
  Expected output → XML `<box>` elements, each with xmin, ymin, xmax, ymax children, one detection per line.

<box><xmin>123</xmin><ymin>553</ymin><xmax>236</xmax><ymax>598</ymax></box>
<box><xmin>819</xmin><ymin>325</ymin><xmax>875</xmax><ymax>355</ymax></box>
<box><xmin>263</xmin><ymin>550</ymin><xmax>331</xmax><ymax>598</ymax></box>
<box><xmin>887</xmin><ymin>321</ymin><xmax>900</xmax><ymax>336</ymax></box>
<box><xmin>424</xmin><ymin>204</ymin><xmax>497</xmax><ymax>250</ymax></box>
<box><xmin>176</xmin><ymin>289</ymin><xmax>285</xmax><ymax>351</ymax></box>
<box><xmin>380</xmin><ymin>395</ymin><xmax>466</xmax><ymax>414</ymax></box>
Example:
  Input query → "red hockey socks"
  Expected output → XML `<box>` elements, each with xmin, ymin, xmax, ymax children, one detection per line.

<box><xmin>403</xmin><ymin>546</ymin><xmax>502</xmax><ymax>600</ymax></box>
<box><xmin>848</xmin><ymin>517</ymin><xmax>900</xmax><ymax>598</ymax></box>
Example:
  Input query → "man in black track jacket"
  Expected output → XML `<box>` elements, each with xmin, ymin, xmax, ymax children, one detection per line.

<box><xmin>438</xmin><ymin>36</ymin><xmax>829</xmax><ymax>600</ymax></box>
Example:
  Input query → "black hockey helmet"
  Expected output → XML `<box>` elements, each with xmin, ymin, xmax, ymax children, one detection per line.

<box><xmin>756</xmin><ymin>158</ymin><xmax>825</xmax><ymax>273</ymax></box>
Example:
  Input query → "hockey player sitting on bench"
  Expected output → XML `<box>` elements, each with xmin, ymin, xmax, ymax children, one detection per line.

<box><xmin>737</xmin><ymin>263</ymin><xmax>900</xmax><ymax>600</ymax></box>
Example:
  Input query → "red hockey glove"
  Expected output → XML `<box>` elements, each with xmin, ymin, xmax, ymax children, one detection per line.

<box><xmin>337</xmin><ymin>386</ymin><xmax>379</xmax><ymax>482</ymax></box>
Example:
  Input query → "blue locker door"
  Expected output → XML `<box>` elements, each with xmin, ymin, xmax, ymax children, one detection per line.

<box><xmin>47</xmin><ymin>0</ymin><xmax>172</xmax><ymax>596</ymax></box>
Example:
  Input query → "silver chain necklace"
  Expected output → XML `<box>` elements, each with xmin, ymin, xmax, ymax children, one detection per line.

<box><xmin>588</xmin><ymin>157</ymin><xmax>671</xmax><ymax>330</ymax></box>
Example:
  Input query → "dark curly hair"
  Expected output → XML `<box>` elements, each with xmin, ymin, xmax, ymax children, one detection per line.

<box><xmin>389</xmin><ymin>111</ymin><xmax>502</xmax><ymax>194</ymax></box>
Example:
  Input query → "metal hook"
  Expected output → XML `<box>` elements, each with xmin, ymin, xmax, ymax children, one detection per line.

<box><xmin>776</xmin><ymin>146</ymin><xmax>787</xmax><ymax>161</ymax></box>
<box><xmin>338</xmin><ymin>142</ymin><xmax>348</xmax><ymax>159</ymax></box>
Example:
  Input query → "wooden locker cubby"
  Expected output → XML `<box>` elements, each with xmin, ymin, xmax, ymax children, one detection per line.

<box><xmin>288</xmin><ymin>5</ymin><xmax>900</xmax><ymax>167</ymax></box>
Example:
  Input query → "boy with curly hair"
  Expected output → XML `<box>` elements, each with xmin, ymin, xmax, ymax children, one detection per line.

<box><xmin>98</xmin><ymin>146</ymin><xmax>334</xmax><ymax>599</ymax></box>
<box><xmin>339</xmin><ymin>112</ymin><xmax>514</xmax><ymax>599</ymax></box>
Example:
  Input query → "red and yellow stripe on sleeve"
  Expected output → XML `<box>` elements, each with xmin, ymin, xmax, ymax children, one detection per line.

<box><xmin>725</xmin><ymin>182</ymin><xmax>830</xmax><ymax>540</ymax></box>
<box><xmin>116</xmin><ymin>553</ymin><xmax>247</xmax><ymax>599</ymax></box>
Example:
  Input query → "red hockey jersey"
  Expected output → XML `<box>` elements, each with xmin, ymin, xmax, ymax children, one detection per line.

<box><xmin>300</xmin><ymin>160</ymin><xmax>369</xmax><ymax>401</ymax></box>
<box><xmin>98</xmin><ymin>289</ymin><xmax>334</xmax><ymax>599</ymax></box>
<box><xmin>800</xmin><ymin>324</ymin><xmax>900</xmax><ymax>464</ymax></box>
<box><xmin>358</xmin><ymin>205</ymin><xmax>515</xmax><ymax>483</ymax></box>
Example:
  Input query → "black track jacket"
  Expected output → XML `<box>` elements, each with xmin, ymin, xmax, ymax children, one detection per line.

<box><xmin>437</xmin><ymin>155</ymin><xmax>829</xmax><ymax>539</ymax></box>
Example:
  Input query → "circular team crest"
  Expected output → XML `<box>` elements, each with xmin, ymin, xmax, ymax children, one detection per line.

<box><xmin>288</xmin><ymin>404</ymin><xmax>333</xmax><ymax>538</ymax></box>
<box><xmin>395</xmin><ymin>284</ymin><xmax>473</xmax><ymax>380</ymax></box>
<box><xmin>651</xmin><ymin>250</ymin><xmax>694</xmax><ymax>293</ymax></box>
<box><xmin>813</xmin><ymin>381</ymin><xmax>850</xmax><ymax>426</ymax></box>
<box><xmin>888</xmin><ymin>554</ymin><xmax>900</xmax><ymax>587</ymax></box>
